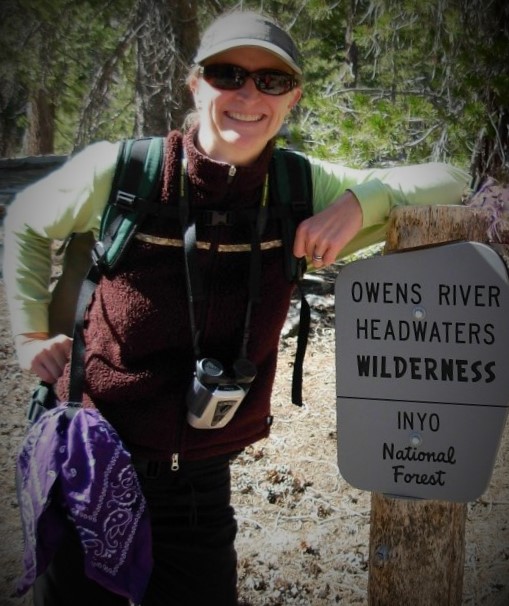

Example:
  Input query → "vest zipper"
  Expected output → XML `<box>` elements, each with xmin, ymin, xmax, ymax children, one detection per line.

<box><xmin>170</xmin><ymin>406</ymin><xmax>187</xmax><ymax>471</ymax></box>
<box><xmin>227</xmin><ymin>165</ymin><xmax>237</xmax><ymax>183</ymax></box>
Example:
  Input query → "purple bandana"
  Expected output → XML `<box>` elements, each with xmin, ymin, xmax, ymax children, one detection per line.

<box><xmin>15</xmin><ymin>405</ymin><xmax>153</xmax><ymax>603</ymax></box>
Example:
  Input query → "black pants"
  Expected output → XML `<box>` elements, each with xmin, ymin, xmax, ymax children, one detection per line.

<box><xmin>33</xmin><ymin>454</ymin><xmax>238</xmax><ymax>606</ymax></box>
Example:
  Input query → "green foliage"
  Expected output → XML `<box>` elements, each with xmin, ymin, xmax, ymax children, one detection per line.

<box><xmin>1</xmin><ymin>0</ymin><xmax>136</xmax><ymax>154</ymax></box>
<box><xmin>281</xmin><ymin>0</ymin><xmax>507</xmax><ymax>175</ymax></box>
<box><xmin>2</xmin><ymin>0</ymin><xmax>507</xmax><ymax>178</ymax></box>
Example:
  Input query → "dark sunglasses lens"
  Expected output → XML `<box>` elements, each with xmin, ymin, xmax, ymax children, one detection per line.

<box><xmin>202</xmin><ymin>64</ymin><xmax>297</xmax><ymax>96</ymax></box>
<box><xmin>203</xmin><ymin>65</ymin><xmax>245</xmax><ymax>90</ymax></box>
<box><xmin>252</xmin><ymin>71</ymin><xmax>295</xmax><ymax>95</ymax></box>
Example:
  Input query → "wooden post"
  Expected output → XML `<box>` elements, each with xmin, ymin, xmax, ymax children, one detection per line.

<box><xmin>368</xmin><ymin>205</ymin><xmax>493</xmax><ymax>606</ymax></box>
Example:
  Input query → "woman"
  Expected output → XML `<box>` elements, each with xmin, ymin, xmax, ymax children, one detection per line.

<box><xmin>4</xmin><ymin>10</ymin><xmax>469</xmax><ymax>606</ymax></box>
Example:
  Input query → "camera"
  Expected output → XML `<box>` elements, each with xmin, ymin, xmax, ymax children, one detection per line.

<box><xmin>186</xmin><ymin>357</ymin><xmax>257</xmax><ymax>429</ymax></box>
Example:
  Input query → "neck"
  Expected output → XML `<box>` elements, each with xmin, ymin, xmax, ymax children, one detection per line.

<box><xmin>195</xmin><ymin>130</ymin><xmax>266</xmax><ymax>167</ymax></box>
<box><xmin>177</xmin><ymin>128</ymin><xmax>274</xmax><ymax>204</ymax></box>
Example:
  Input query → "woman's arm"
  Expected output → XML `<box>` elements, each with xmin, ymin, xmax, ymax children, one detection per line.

<box><xmin>294</xmin><ymin>159</ymin><xmax>470</xmax><ymax>266</ymax></box>
<box><xmin>3</xmin><ymin>140</ymin><xmax>119</xmax><ymax>378</ymax></box>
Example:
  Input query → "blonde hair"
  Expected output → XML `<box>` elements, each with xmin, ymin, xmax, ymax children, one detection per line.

<box><xmin>183</xmin><ymin>65</ymin><xmax>201</xmax><ymax>132</ymax></box>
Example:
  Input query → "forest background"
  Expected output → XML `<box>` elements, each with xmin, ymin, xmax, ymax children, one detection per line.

<box><xmin>0</xmin><ymin>0</ymin><xmax>507</xmax><ymax>188</ymax></box>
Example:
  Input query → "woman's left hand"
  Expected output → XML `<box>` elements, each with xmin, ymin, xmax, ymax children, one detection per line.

<box><xmin>15</xmin><ymin>333</ymin><xmax>73</xmax><ymax>383</ymax></box>
<box><xmin>293</xmin><ymin>191</ymin><xmax>363</xmax><ymax>268</ymax></box>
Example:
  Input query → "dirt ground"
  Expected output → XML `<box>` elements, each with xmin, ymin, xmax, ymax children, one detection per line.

<box><xmin>0</xmin><ymin>235</ymin><xmax>508</xmax><ymax>605</ymax></box>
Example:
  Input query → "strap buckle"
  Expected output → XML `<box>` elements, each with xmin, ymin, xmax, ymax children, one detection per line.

<box><xmin>114</xmin><ymin>190</ymin><xmax>139</xmax><ymax>211</ymax></box>
<box><xmin>27</xmin><ymin>382</ymin><xmax>56</xmax><ymax>424</ymax></box>
<box><xmin>203</xmin><ymin>210</ymin><xmax>233</xmax><ymax>226</ymax></box>
<box><xmin>91</xmin><ymin>240</ymin><xmax>106</xmax><ymax>266</ymax></box>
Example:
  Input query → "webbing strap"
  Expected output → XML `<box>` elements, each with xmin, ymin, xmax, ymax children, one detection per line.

<box><xmin>239</xmin><ymin>210</ymin><xmax>263</xmax><ymax>359</ymax></box>
<box><xmin>68</xmin><ymin>266</ymin><xmax>100</xmax><ymax>403</ymax></box>
<box><xmin>291</xmin><ymin>285</ymin><xmax>311</xmax><ymax>407</ymax></box>
<box><xmin>179</xmin><ymin>167</ymin><xmax>264</xmax><ymax>361</ymax></box>
<box><xmin>270</xmin><ymin>150</ymin><xmax>313</xmax><ymax>407</ymax></box>
<box><xmin>98</xmin><ymin>137</ymin><xmax>163</xmax><ymax>271</ymax></box>
<box><xmin>68</xmin><ymin>138</ymin><xmax>160</xmax><ymax>404</ymax></box>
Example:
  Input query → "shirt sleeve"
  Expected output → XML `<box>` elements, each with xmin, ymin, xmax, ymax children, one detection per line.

<box><xmin>309</xmin><ymin>158</ymin><xmax>470</xmax><ymax>259</ymax></box>
<box><xmin>3</xmin><ymin>140</ymin><xmax>120</xmax><ymax>337</ymax></box>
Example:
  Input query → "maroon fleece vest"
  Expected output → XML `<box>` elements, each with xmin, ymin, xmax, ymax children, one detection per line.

<box><xmin>56</xmin><ymin>130</ymin><xmax>296</xmax><ymax>461</ymax></box>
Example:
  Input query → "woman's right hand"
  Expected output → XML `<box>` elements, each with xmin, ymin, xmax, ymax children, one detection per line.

<box><xmin>15</xmin><ymin>333</ymin><xmax>73</xmax><ymax>383</ymax></box>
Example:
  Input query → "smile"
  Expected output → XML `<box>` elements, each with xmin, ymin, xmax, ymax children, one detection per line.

<box><xmin>226</xmin><ymin>111</ymin><xmax>264</xmax><ymax>122</ymax></box>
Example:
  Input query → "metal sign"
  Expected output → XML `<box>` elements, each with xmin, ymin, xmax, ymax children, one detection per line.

<box><xmin>335</xmin><ymin>241</ymin><xmax>509</xmax><ymax>502</ymax></box>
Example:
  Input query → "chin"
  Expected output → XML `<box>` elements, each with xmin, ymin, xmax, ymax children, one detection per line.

<box><xmin>223</xmin><ymin>130</ymin><xmax>266</xmax><ymax>150</ymax></box>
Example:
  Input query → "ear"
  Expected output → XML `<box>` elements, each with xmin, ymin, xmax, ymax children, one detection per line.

<box><xmin>188</xmin><ymin>75</ymin><xmax>204</xmax><ymax>112</ymax></box>
<box><xmin>188</xmin><ymin>73</ymin><xmax>200</xmax><ymax>96</ymax></box>
<box><xmin>288</xmin><ymin>87</ymin><xmax>302</xmax><ymax>110</ymax></box>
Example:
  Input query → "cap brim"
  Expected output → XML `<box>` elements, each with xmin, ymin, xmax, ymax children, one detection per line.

<box><xmin>195</xmin><ymin>39</ymin><xmax>302</xmax><ymax>75</ymax></box>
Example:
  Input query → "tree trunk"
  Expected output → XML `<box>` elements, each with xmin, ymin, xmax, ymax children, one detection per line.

<box><xmin>23</xmin><ymin>89</ymin><xmax>55</xmax><ymax>156</ymax></box>
<box><xmin>134</xmin><ymin>0</ymin><xmax>199</xmax><ymax>136</ymax></box>
<box><xmin>0</xmin><ymin>77</ymin><xmax>26</xmax><ymax>157</ymax></box>
<box><xmin>368</xmin><ymin>204</ymin><xmax>493</xmax><ymax>606</ymax></box>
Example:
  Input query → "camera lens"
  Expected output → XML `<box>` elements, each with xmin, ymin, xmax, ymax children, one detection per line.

<box><xmin>197</xmin><ymin>358</ymin><xmax>224</xmax><ymax>383</ymax></box>
<box><xmin>233</xmin><ymin>358</ymin><xmax>257</xmax><ymax>384</ymax></box>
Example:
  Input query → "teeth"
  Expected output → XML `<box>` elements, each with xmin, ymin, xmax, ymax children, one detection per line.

<box><xmin>228</xmin><ymin>112</ymin><xmax>263</xmax><ymax>122</ymax></box>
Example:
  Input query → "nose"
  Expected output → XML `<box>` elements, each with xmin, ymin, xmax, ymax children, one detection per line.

<box><xmin>236</xmin><ymin>76</ymin><xmax>260</xmax><ymax>99</ymax></box>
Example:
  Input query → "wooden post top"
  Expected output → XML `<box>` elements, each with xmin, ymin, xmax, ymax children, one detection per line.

<box><xmin>385</xmin><ymin>205</ymin><xmax>493</xmax><ymax>251</ymax></box>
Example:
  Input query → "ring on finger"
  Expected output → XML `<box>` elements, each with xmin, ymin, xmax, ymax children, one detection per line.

<box><xmin>312</xmin><ymin>253</ymin><xmax>324</xmax><ymax>261</ymax></box>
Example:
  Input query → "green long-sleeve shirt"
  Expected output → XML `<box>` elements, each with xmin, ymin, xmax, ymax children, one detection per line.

<box><xmin>3</xmin><ymin>139</ymin><xmax>469</xmax><ymax>337</ymax></box>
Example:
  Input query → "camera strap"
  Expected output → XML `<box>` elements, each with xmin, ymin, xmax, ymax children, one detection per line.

<box><xmin>179</xmin><ymin>156</ymin><xmax>267</xmax><ymax>361</ymax></box>
<box><xmin>179</xmin><ymin>157</ymin><xmax>203</xmax><ymax>357</ymax></box>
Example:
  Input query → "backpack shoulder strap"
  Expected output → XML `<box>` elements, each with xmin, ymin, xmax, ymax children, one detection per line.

<box><xmin>95</xmin><ymin>136</ymin><xmax>165</xmax><ymax>271</ymax></box>
<box><xmin>270</xmin><ymin>148</ymin><xmax>313</xmax><ymax>407</ymax></box>
<box><xmin>270</xmin><ymin>148</ymin><xmax>313</xmax><ymax>282</ymax></box>
<box><xmin>68</xmin><ymin>136</ymin><xmax>165</xmax><ymax>404</ymax></box>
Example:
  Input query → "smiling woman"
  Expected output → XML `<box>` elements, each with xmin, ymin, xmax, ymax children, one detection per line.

<box><xmin>3</xmin><ymin>8</ymin><xmax>469</xmax><ymax>606</ymax></box>
<box><xmin>183</xmin><ymin>11</ymin><xmax>303</xmax><ymax>166</ymax></box>
<box><xmin>189</xmin><ymin>58</ymin><xmax>301</xmax><ymax>164</ymax></box>
<box><xmin>190</xmin><ymin>53</ymin><xmax>300</xmax><ymax>164</ymax></box>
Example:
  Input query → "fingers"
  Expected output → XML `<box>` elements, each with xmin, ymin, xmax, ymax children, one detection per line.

<box><xmin>16</xmin><ymin>334</ymin><xmax>73</xmax><ymax>383</ymax></box>
<box><xmin>294</xmin><ymin>219</ymin><xmax>335</xmax><ymax>268</ymax></box>
<box><xmin>311</xmin><ymin>249</ymin><xmax>330</xmax><ymax>268</ymax></box>
<box><xmin>293</xmin><ymin>191</ymin><xmax>363</xmax><ymax>268</ymax></box>
<box><xmin>32</xmin><ymin>337</ymin><xmax>72</xmax><ymax>383</ymax></box>
<box><xmin>293</xmin><ymin>219</ymin><xmax>332</xmax><ymax>266</ymax></box>
<box><xmin>311</xmin><ymin>251</ymin><xmax>325</xmax><ymax>266</ymax></box>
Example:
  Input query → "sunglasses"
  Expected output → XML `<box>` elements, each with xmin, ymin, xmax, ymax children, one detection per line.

<box><xmin>201</xmin><ymin>63</ymin><xmax>300</xmax><ymax>96</ymax></box>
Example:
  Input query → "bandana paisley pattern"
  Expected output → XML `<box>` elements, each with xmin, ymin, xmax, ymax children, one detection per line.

<box><xmin>15</xmin><ymin>406</ymin><xmax>152</xmax><ymax>603</ymax></box>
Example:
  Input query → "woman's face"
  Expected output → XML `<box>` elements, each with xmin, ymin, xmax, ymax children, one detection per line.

<box><xmin>189</xmin><ymin>47</ymin><xmax>302</xmax><ymax>166</ymax></box>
